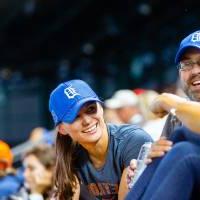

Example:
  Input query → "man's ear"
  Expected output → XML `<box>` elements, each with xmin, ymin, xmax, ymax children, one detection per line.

<box><xmin>57</xmin><ymin>123</ymin><xmax>68</xmax><ymax>135</ymax></box>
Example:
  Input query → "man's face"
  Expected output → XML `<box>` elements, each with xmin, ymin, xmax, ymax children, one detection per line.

<box><xmin>179</xmin><ymin>48</ymin><xmax>200</xmax><ymax>101</ymax></box>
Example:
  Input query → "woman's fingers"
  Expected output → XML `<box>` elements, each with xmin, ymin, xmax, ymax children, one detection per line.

<box><xmin>129</xmin><ymin>159</ymin><xmax>137</xmax><ymax>169</ymax></box>
<box><xmin>127</xmin><ymin>159</ymin><xmax>137</xmax><ymax>184</ymax></box>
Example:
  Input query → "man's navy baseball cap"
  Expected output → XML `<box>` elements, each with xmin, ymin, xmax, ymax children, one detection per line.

<box><xmin>49</xmin><ymin>79</ymin><xmax>102</xmax><ymax>125</ymax></box>
<box><xmin>175</xmin><ymin>30</ymin><xmax>200</xmax><ymax>64</ymax></box>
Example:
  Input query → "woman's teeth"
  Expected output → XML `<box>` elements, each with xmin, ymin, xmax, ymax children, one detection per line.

<box><xmin>83</xmin><ymin>124</ymin><xmax>97</xmax><ymax>133</ymax></box>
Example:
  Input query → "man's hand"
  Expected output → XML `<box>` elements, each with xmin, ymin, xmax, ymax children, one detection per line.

<box><xmin>147</xmin><ymin>137</ymin><xmax>172</xmax><ymax>163</ymax></box>
<box><xmin>150</xmin><ymin>93</ymin><xmax>187</xmax><ymax>118</ymax></box>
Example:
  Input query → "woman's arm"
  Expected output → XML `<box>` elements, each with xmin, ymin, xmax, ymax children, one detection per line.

<box><xmin>150</xmin><ymin>93</ymin><xmax>200</xmax><ymax>133</ymax></box>
<box><xmin>118</xmin><ymin>167</ymin><xmax>129</xmax><ymax>200</ymax></box>
<box><xmin>118</xmin><ymin>148</ymin><xmax>171</xmax><ymax>200</ymax></box>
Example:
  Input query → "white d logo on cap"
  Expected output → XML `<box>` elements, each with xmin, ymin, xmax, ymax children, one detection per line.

<box><xmin>64</xmin><ymin>85</ymin><xmax>80</xmax><ymax>99</ymax></box>
<box><xmin>191</xmin><ymin>32</ymin><xmax>200</xmax><ymax>42</ymax></box>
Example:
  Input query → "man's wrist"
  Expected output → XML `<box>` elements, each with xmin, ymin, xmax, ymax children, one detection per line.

<box><xmin>170</xmin><ymin>108</ymin><xmax>176</xmax><ymax>116</ymax></box>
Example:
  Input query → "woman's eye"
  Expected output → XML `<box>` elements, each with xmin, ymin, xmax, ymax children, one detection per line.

<box><xmin>87</xmin><ymin>105</ymin><xmax>97</xmax><ymax>114</ymax></box>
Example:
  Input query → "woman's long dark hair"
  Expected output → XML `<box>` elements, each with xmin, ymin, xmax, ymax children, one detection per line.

<box><xmin>54</xmin><ymin>133</ymin><xmax>79</xmax><ymax>200</ymax></box>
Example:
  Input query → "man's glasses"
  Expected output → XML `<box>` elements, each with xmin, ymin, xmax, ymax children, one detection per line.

<box><xmin>178</xmin><ymin>60</ymin><xmax>200</xmax><ymax>71</ymax></box>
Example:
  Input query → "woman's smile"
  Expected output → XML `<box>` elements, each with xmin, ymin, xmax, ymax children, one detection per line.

<box><xmin>82</xmin><ymin>123</ymin><xmax>98</xmax><ymax>135</ymax></box>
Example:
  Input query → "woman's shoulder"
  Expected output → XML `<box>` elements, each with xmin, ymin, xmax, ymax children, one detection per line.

<box><xmin>107</xmin><ymin>123</ymin><xmax>151</xmax><ymax>141</ymax></box>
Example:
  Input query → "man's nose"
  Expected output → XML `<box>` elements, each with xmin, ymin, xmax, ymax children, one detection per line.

<box><xmin>191</xmin><ymin>64</ymin><xmax>200</xmax><ymax>74</ymax></box>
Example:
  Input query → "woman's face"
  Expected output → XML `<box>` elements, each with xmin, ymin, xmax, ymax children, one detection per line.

<box><xmin>23</xmin><ymin>154</ymin><xmax>53</xmax><ymax>193</ymax></box>
<box><xmin>58</xmin><ymin>102</ymin><xmax>106</xmax><ymax>145</ymax></box>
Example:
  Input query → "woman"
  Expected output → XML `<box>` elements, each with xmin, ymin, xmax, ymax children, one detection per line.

<box><xmin>10</xmin><ymin>145</ymin><xmax>55</xmax><ymax>200</ymax></box>
<box><xmin>49</xmin><ymin>79</ymin><xmax>172</xmax><ymax>200</ymax></box>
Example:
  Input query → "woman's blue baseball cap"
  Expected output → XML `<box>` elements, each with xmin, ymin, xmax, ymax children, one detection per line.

<box><xmin>49</xmin><ymin>79</ymin><xmax>102</xmax><ymax>125</ymax></box>
<box><xmin>175</xmin><ymin>30</ymin><xmax>200</xmax><ymax>65</ymax></box>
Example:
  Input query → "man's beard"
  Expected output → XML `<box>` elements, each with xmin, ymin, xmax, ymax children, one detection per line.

<box><xmin>181</xmin><ymin>80</ymin><xmax>200</xmax><ymax>102</ymax></box>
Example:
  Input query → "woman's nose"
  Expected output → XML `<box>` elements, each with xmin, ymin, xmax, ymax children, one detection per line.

<box><xmin>82</xmin><ymin>114</ymin><xmax>91</xmax><ymax>125</ymax></box>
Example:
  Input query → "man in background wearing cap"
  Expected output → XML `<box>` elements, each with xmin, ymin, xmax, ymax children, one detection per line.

<box><xmin>162</xmin><ymin>30</ymin><xmax>200</xmax><ymax>138</ymax></box>
<box><xmin>105</xmin><ymin>90</ymin><xmax>144</xmax><ymax>125</ymax></box>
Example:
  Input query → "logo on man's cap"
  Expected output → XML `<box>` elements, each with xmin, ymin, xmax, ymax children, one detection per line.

<box><xmin>64</xmin><ymin>85</ymin><xmax>80</xmax><ymax>99</ymax></box>
<box><xmin>191</xmin><ymin>32</ymin><xmax>200</xmax><ymax>42</ymax></box>
<box><xmin>175</xmin><ymin>30</ymin><xmax>200</xmax><ymax>64</ymax></box>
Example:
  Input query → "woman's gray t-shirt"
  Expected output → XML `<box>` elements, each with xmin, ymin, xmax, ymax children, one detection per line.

<box><xmin>77</xmin><ymin>123</ymin><xmax>153</xmax><ymax>199</ymax></box>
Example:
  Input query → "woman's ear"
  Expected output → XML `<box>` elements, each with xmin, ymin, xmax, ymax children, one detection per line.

<box><xmin>57</xmin><ymin>123</ymin><xmax>68</xmax><ymax>135</ymax></box>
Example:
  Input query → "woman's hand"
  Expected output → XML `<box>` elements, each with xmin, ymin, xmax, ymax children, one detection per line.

<box><xmin>127</xmin><ymin>138</ymin><xmax>173</xmax><ymax>188</ymax></box>
<box><xmin>127</xmin><ymin>159</ymin><xmax>137</xmax><ymax>189</ymax></box>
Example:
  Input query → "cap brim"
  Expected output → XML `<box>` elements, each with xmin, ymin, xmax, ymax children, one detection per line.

<box><xmin>175</xmin><ymin>44</ymin><xmax>200</xmax><ymax>64</ymax></box>
<box><xmin>62</xmin><ymin>97</ymin><xmax>103</xmax><ymax>123</ymax></box>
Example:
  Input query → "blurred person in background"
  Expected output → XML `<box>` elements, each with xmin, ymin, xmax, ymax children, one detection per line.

<box><xmin>29</xmin><ymin>127</ymin><xmax>55</xmax><ymax>146</ymax></box>
<box><xmin>162</xmin><ymin>30</ymin><xmax>200</xmax><ymax>138</ymax></box>
<box><xmin>48</xmin><ymin>79</ymin><xmax>171</xmax><ymax>200</ymax></box>
<box><xmin>103</xmin><ymin>107</ymin><xmax>123</xmax><ymax>124</ymax></box>
<box><xmin>137</xmin><ymin>89</ymin><xmax>167</xmax><ymax>141</ymax></box>
<box><xmin>104</xmin><ymin>89</ymin><xmax>144</xmax><ymax>125</ymax></box>
<box><xmin>0</xmin><ymin>140</ymin><xmax>22</xmax><ymax>199</ymax></box>
<box><xmin>10</xmin><ymin>145</ymin><xmax>55</xmax><ymax>200</ymax></box>
<box><xmin>11</xmin><ymin>127</ymin><xmax>55</xmax><ymax>165</ymax></box>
